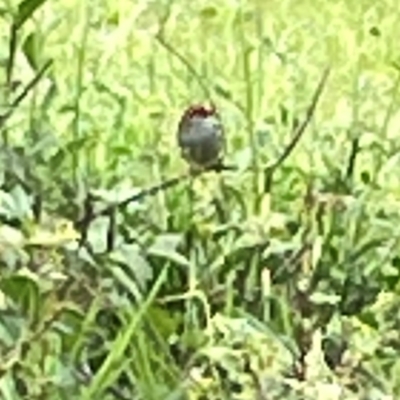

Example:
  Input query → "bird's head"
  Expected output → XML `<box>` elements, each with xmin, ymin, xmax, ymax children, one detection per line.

<box><xmin>183</xmin><ymin>103</ymin><xmax>218</xmax><ymax>120</ymax></box>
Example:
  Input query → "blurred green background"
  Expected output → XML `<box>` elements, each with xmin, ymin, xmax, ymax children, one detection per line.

<box><xmin>1</xmin><ymin>0</ymin><xmax>400</xmax><ymax>399</ymax></box>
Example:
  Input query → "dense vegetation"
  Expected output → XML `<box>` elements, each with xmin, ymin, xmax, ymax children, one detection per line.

<box><xmin>1</xmin><ymin>0</ymin><xmax>400</xmax><ymax>399</ymax></box>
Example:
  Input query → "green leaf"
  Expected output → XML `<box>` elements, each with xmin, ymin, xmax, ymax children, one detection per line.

<box><xmin>110</xmin><ymin>243</ymin><xmax>153</xmax><ymax>291</ymax></box>
<box><xmin>199</xmin><ymin>6</ymin><xmax>217</xmax><ymax>19</ymax></box>
<box><xmin>310</xmin><ymin>292</ymin><xmax>341</xmax><ymax>305</ymax></box>
<box><xmin>28</xmin><ymin>130</ymin><xmax>58</xmax><ymax>158</ymax></box>
<box><xmin>148</xmin><ymin>234</ymin><xmax>189</xmax><ymax>267</ymax></box>
<box><xmin>52</xmin><ymin>303</ymin><xmax>84</xmax><ymax>337</ymax></box>
<box><xmin>0</xmin><ymin>185</ymin><xmax>32</xmax><ymax>220</ymax></box>
<box><xmin>146</xmin><ymin>305</ymin><xmax>182</xmax><ymax>339</ymax></box>
<box><xmin>86</xmin><ymin>217</ymin><xmax>112</xmax><ymax>254</ymax></box>
<box><xmin>10</xmin><ymin>185</ymin><xmax>32</xmax><ymax>218</ymax></box>
<box><xmin>41</xmin><ymin>80</ymin><xmax>58</xmax><ymax>112</ymax></box>
<box><xmin>0</xmin><ymin>272</ymin><xmax>41</xmax><ymax>323</ymax></box>
<box><xmin>15</xmin><ymin>0</ymin><xmax>49</xmax><ymax>29</ymax></box>
<box><xmin>0</xmin><ymin>312</ymin><xmax>25</xmax><ymax>346</ymax></box>
<box><xmin>369</xmin><ymin>26</ymin><xmax>381</xmax><ymax>37</ymax></box>
<box><xmin>0</xmin><ymin>372</ymin><xmax>20</xmax><ymax>400</ymax></box>
<box><xmin>150</xmin><ymin>233</ymin><xmax>182</xmax><ymax>253</ymax></box>
<box><xmin>48</xmin><ymin>136</ymin><xmax>96</xmax><ymax>171</ymax></box>
<box><xmin>22</xmin><ymin>32</ymin><xmax>41</xmax><ymax>71</ymax></box>
<box><xmin>214</xmin><ymin>83</ymin><xmax>232</xmax><ymax>100</ymax></box>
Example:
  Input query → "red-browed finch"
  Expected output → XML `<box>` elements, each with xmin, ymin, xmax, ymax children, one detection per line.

<box><xmin>177</xmin><ymin>104</ymin><xmax>224</xmax><ymax>171</ymax></box>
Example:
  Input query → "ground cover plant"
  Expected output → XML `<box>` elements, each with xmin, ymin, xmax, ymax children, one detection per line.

<box><xmin>1</xmin><ymin>0</ymin><xmax>400</xmax><ymax>399</ymax></box>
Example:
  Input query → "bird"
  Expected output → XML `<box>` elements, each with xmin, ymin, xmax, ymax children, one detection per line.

<box><xmin>176</xmin><ymin>104</ymin><xmax>225</xmax><ymax>172</ymax></box>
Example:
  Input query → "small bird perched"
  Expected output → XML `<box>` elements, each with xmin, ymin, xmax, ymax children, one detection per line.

<box><xmin>177</xmin><ymin>104</ymin><xmax>225</xmax><ymax>172</ymax></box>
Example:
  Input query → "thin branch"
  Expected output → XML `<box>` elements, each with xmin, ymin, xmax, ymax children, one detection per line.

<box><xmin>345</xmin><ymin>137</ymin><xmax>360</xmax><ymax>182</ymax></box>
<box><xmin>76</xmin><ymin>160</ymin><xmax>235</xmax><ymax>229</ymax></box>
<box><xmin>263</xmin><ymin>66</ymin><xmax>331</xmax><ymax>192</ymax></box>
<box><xmin>75</xmin><ymin>172</ymin><xmax>190</xmax><ymax>232</ymax></box>
<box><xmin>155</xmin><ymin>14</ymin><xmax>245</xmax><ymax>114</ymax></box>
<box><xmin>6</xmin><ymin>23</ymin><xmax>18</xmax><ymax>91</ymax></box>
<box><xmin>0</xmin><ymin>59</ymin><xmax>53</xmax><ymax>128</ymax></box>
<box><xmin>155</xmin><ymin>33</ymin><xmax>212</xmax><ymax>101</ymax></box>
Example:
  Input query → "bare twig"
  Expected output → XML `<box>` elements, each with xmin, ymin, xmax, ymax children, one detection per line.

<box><xmin>6</xmin><ymin>24</ymin><xmax>17</xmax><ymax>90</ymax></box>
<box><xmin>345</xmin><ymin>137</ymin><xmax>360</xmax><ymax>181</ymax></box>
<box><xmin>0</xmin><ymin>59</ymin><xmax>53</xmax><ymax>129</ymax></box>
<box><xmin>75</xmin><ymin>172</ymin><xmax>191</xmax><ymax>237</ymax></box>
<box><xmin>155</xmin><ymin>14</ymin><xmax>245</xmax><ymax>114</ymax></box>
<box><xmin>156</xmin><ymin>33</ymin><xmax>212</xmax><ymax>101</ymax></box>
<box><xmin>263</xmin><ymin>66</ymin><xmax>331</xmax><ymax>192</ymax></box>
<box><xmin>76</xmin><ymin>159</ymin><xmax>236</xmax><ymax>227</ymax></box>
<box><xmin>155</xmin><ymin>5</ymin><xmax>211</xmax><ymax>100</ymax></box>
<box><xmin>74</xmin><ymin>160</ymin><xmax>238</xmax><ymax>250</ymax></box>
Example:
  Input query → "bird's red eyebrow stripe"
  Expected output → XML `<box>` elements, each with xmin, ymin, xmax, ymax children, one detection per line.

<box><xmin>186</xmin><ymin>105</ymin><xmax>216</xmax><ymax>118</ymax></box>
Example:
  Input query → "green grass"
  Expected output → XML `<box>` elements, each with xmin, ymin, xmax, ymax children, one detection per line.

<box><xmin>1</xmin><ymin>0</ymin><xmax>400</xmax><ymax>399</ymax></box>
